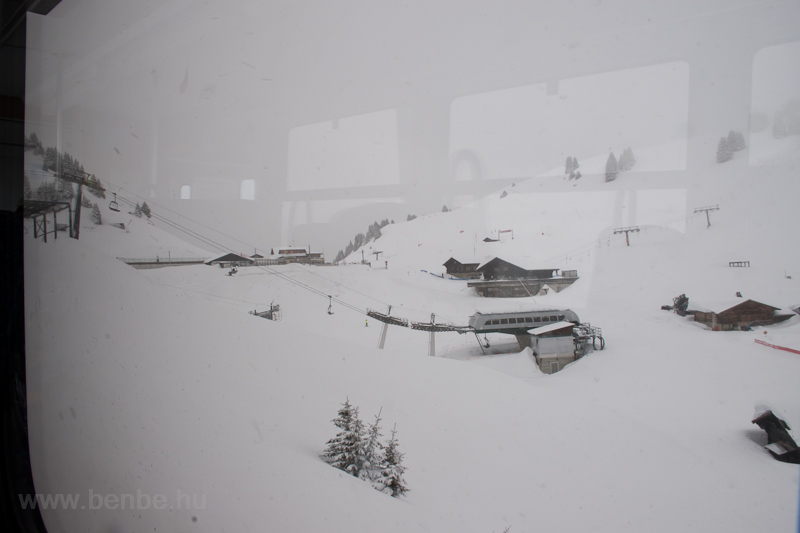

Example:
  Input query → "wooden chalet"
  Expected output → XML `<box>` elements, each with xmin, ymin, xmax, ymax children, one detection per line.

<box><xmin>276</xmin><ymin>248</ymin><xmax>324</xmax><ymax>265</ymax></box>
<box><xmin>476</xmin><ymin>258</ymin><xmax>556</xmax><ymax>281</ymax></box>
<box><xmin>466</xmin><ymin>258</ymin><xmax>578</xmax><ymax>298</ymax></box>
<box><xmin>443</xmin><ymin>257</ymin><xmax>481</xmax><ymax>279</ymax></box>
<box><xmin>692</xmin><ymin>299</ymin><xmax>793</xmax><ymax>331</ymax></box>
<box><xmin>206</xmin><ymin>253</ymin><xmax>254</xmax><ymax>267</ymax></box>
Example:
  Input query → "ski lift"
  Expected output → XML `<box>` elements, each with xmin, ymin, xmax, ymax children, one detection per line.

<box><xmin>482</xmin><ymin>335</ymin><xmax>490</xmax><ymax>348</ymax></box>
<box><xmin>109</xmin><ymin>193</ymin><xmax>120</xmax><ymax>212</ymax></box>
<box><xmin>327</xmin><ymin>295</ymin><xmax>334</xmax><ymax>315</ymax></box>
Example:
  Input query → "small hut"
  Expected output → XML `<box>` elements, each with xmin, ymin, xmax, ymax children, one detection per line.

<box><xmin>206</xmin><ymin>252</ymin><xmax>254</xmax><ymax>268</ymax></box>
<box><xmin>692</xmin><ymin>299</ymin><xmax>793</xmax><ymax>331</ymax></box>
<box><xmin>529</xmin><ymin>321</ymin><xmax>576</xmax><ymax>374</ymax></box>
<box><xmin>442</xmin><ymin>257</ymin><xmax>481</xmax><ymax>279</ymax></box>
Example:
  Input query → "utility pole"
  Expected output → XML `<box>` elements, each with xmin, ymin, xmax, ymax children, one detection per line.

<box><xmin>693</xmin><ymin>205</ymin><xmax>720</xmax><ymax>228</ymax></box>
<box><xmin>613</xmin><ymin>226</ymin><xmax>640</xmax><ymax>247</ymax></box>
<box><xmin>361</xmin><ymin>249</ymin><xmax>365</xmax><ymax>263</ymax></box>
<box><xmin>60</xmin><ymin>169</ymin><xmax>103</xmax><ymax>240</ymax></box>
<box><xmin>377</xmin><ymin>305</ymin><xmax>391</xmax><ymax>349</ymax></box>
<box><xmin>428</xmin><ymin>313</ymin><xmax>436</xmax><ymax>357</ymax></box>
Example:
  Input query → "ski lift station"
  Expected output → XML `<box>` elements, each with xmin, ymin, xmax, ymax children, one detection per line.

<box><xmin>363</xmin><ymin>307</ymin><xmax>603</xmax><ymax>374</ymax></box>
<box><xmin>468</xmin><ymin>309</ymin><xmax>603</xmax><ymax>374</ymax></box>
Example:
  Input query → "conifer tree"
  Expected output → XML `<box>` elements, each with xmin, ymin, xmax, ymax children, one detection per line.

<box><xmin>23</xmin><ymin>176</ymin><xmax>32</xmax><ymax>199</ymax></box>
<box><xmin>605</xmin><ymin>152</ymin><xmax>618</xmax><ymax>182</ymax></box>
<box><xmin>716</xmin><ymin>137</ymin><xmax>733</xmax><ymax>163</ymax></box>
<box><xmin>360</xmin><ymin>411</ymin><xmax>385</xmax><ymax>484</ymax></box>
<box><xmin>376</xmin><ymin>425</ymin><xmax>409</xmax><ymax>497</ymax></box>
<box><xmin>81</xmin><ymin>195</ymin><xmax>93</xmax><ymax>208</ymax></box>
<box><xmin>564</xmin><ymin>156</ymin><xmax>574</xmax><ymax>174</ymax></box>
<box><xmin>406</xmin><ymin>214</ymin><xmax>417</xmax><ymax>221</ymax></box>
<box><xmin>442</xmin><ymin>205</ymin><xmax>449</xmax><ymax>212</ymax></box>
<box><xmin>140</xmin><ymin>201</ymin><xmax>152</xmax><ymax>218</ymax></box>
<box><xmin>727</xmin><ymin>130</ymin><xmax>745</xmax><ymax>152</ymax></box>
<box><xmin>618</xmin><ymin>147</ymin><xmax>636</xmax><ymax>171</ymax></box>
<box><xmin>133</xmin><ymin>203</ymin><xmax>143</xmax><ymax>217</ymax></box>
<box><xmin>321</xmin><ymin>399</ymin><xmax>367</xmax><ymax>476</ymax></box>
<box><xmin>91</xmin><ymin>203</ymin><xmax>102</xmax><ymax>225</ymax></box>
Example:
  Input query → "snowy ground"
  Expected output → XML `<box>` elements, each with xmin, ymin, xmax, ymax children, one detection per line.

<box><xmin>23</xmin><ymin>144</ymin><xmax>800</xmax><ymax>532</ymax></box>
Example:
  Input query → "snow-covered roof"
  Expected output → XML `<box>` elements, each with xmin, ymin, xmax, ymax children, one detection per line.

<box><xmin>688</xmin><ymin>297</ymin><xmax>783</xmax><ymax>314</ymax></box>
<box><xmin>529</xmin><ymin>321</ymin><xmax>575</xmax><ymax>335</ymax></box>
<box><xmin>476</xmin><ymin>256</ymin><xmax>558</xmax><ymax>272</ymax></box>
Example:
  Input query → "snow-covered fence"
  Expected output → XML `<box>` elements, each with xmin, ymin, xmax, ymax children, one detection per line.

<box><xmin>755</xmin><ymin>339</ymin><xmax>800</xmax><ymax>355</ymax></box>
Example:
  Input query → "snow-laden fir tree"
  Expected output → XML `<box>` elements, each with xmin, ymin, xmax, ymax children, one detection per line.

<box><xmin>564</xmin><ymin>156</ymin><xmax>574</xmax><ymax>174</ymax></box>
<box><xmin>81</xmin><ymin>195</ymin><xmax>92</xmax><ymax>208</ymax></box>
<box><xmin>727</xmin><ymin>130</ymin><xmax>745</xmax><ymax>152</ymax></box>
<box><xmin>140</xmin><ymin>201</ymin><xmax>152</xmax><ymax>218</ymax></box>
<box><xmin>91</xmin><ymin>203</ymin><xmax>102</xmax><ymax>225</ymax></box>
<box><xmin>716</xmin><ymin>136</ymin><xmax>733</xmax><ymax>163</ymax></box>
<box><xmin>359</xmin><ymin>410</ymin><xmax>385</xmax><ymax>484</ymax></box>
<box><xmin>618</xmin><ymin>147</ymin><xmax>636</xmax><ymax>171</ymax></box>
<box><xmin>604</xmin><ymin>152</ymin><xmax>618</xmax><ymax>182</ymax></box>
<box><xmin>374</xmin><ymin>425</ymin><xmax>409</xmax><ymax>498</ymax></box>
<box><xmin>133</xmin><ymin>203</ymin><xmax>143</xmax><ymax>217</ymax></box>
<box><xmin>406</xmin><ymin>214</ymin><xmax>417</xmax><ymax>221</ymax></box>
<box><xmin>23</xmin><ymin>176</ymin><xmax>32</xmax><ymax>199</ymax></box>
<box><xmin>442</xmin><ymin>205</ymin><xmax>450</xmax><ymax>212</ymax></box>
<box><xmin>56</xmin><ymin>178</ymin><xmax>75</xmax><ymax>200</ymax></box>
<box><xmin>321</xmin><ymin>398</ymin><xmax>367</xmax><ymax>477</ymax></box>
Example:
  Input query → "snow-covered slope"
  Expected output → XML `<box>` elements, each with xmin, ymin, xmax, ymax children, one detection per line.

<box><xmin>23</xmin><ymin>144</ymin><xmax>800</xmax><ymax>532</ymax></box>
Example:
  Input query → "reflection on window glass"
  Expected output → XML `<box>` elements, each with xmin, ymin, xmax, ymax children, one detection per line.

<box><xmin>287</xmin><ymin>109</ymin><xmax>399</xmax><ymax>191</ymax></box>
<box><xmin>450</xmin><ymin>62</ymin><xmax>689</xmax><ymax>182</ymax></box>
<box><xmin>750</xmin><ymin>41</ymin><xmax>800</xmax><ymax>166</ymax></box>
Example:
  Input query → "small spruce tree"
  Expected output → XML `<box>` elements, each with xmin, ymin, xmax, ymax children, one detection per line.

<box><xmin>23</xmin><ymin>176</ymin><xmax>32</xmax><ymax>199</ymax></box>
<box><xmin>360</xmin><ymin>411</ymin><xmax>385</xmax><ymax>485</ymax></box>
<box><xmin>442</xmin><ymin>205</ymin><xmax>449</xmax><ymax>212</ymax></box>
<box><xmin>321</xmin><ymin>399</ymin><xmax>366</xmax><ymax>477</ymax></box>
<box><xmin>91</xmin><ymin>203</ymin><xmax>102</xmax><ymax>225</ymax></box>
<box><xmin>376</xmin><ymin>425</ymin><xmax>409</xmax><ymax>497</ymax></box>
<box><xmin>605</xmin><ymin>152</ymin><xmax>618</xmax><ymax>182</ymax></box>
<box><xmin>716</xmin><ymin>136</ymin><xmax>733</xmax><ymax>163</ymax></box>
<box><xmin>140</xmin><ymin>201</ymin><xmax>152</xmax><ymax>218</ymax></box>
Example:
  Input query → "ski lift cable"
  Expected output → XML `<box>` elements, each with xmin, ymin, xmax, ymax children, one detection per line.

<box><xmin>108</xmin><ymin>190</ymin><xmax>367</xmax><ymax>314</ymax></box>
<box><xmin>104</xmin><ymin>185</ymin><xmax>459</xmax><ymax>322</ymax></box>
<box><xmin>112</xmin><ymin>193</ymin><xmax>235</xmax><ymax>254</ymax></box>
<box><xmin>289</xmin><ymin>262</ymin><xmax>392</xmax><ymax>308</ymax></box>
<box><xmin>104</xmin><ymin>182</ymin><xmax>257</xmax><ymax>251</ymax></box>
<box><xmin>110</xmin><ymin>188</ymin><xmax>386</xmax><ymax>313</ymax></box>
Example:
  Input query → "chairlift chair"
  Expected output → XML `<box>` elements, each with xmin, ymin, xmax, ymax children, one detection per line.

<box><xmin>327</xmin><ymin>295</ymin><xmax>334</xmax><ymax>315</ymax></box>
<box><xmin>109</xmin><ymin>193</ymin><xmax>120</xmax><ymax>212</ymax></box>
